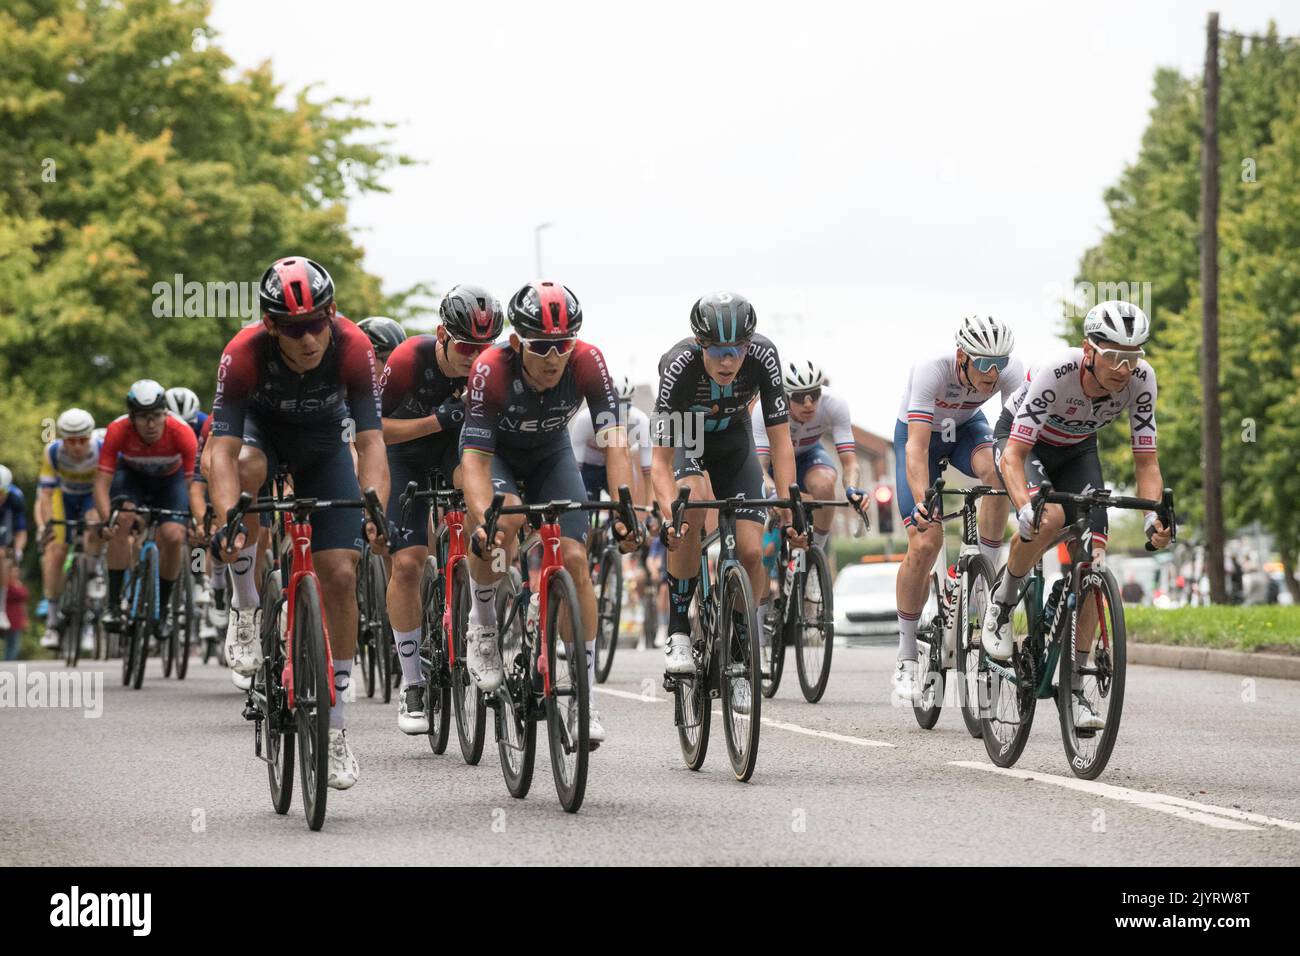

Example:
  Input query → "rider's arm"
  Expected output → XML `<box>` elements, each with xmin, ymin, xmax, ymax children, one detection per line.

<box><xmin>208</xmin><ymin>436</ymin><xmax>243</xmax><ymax>531</ymax></box>
<box><xmin>650</xmin><ymin>444</ymin><xmax>679</xmax><ymax>524</ymax></box>
<box><xmin>354</xmin><ymin>428</ymin><xmax>390</xmax><ymax>511</ymax></box>
<box><xmin>750</xmin><ymin>400</ymin><xmax>772</xmax><ymax>478</ymax></box>
<box><xmin>35</xmin><ymin>487</ymin><xmax>53</xmax><ymax>531</ymax></box>
<box><xmin>766</xmin><ymin>421</ymin><xmax>798</xmax><ymax>498</ymax></box>
<box><xmin>904</xmin><ymin>421</ymin><xmax>934</xmax><ymax>512</ymax></box>
<box><xmin>461</xmin><ymin>451</ymin><xmax>493</xmax><ymax>530</ymax></box>
<box><xmin>93</xmin><ymin>423</ymin><xmax>123</xmax><ymax>524</ymax></box>
<box><xmin>828</xmin><ymin>395</ymin><xmax>859</xmax><ymax>489</ymax></box>
<box><xmin>997</xmin><ymin>439</ymin><xmax>1033</xmax><ymax>513</ymax></box>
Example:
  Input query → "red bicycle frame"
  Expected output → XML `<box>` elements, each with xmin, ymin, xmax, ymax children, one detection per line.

<box><xmin>280</xmin><ymin>515</ymin><xmax>336</xmax><ymax>711</ymax></box>
<box><xmin>442</xmin><ymin>503</ymin><xmax>467</xmax><ymax>665</ymax></box>
<box><xmin>533</xmin><ymin>517</ymin><xmax>567</xmax><ymax>698</ymax></box>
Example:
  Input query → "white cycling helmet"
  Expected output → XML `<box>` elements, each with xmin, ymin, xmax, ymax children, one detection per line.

<box><xmin>165</xmin><ymin>386</ymin><xmax>201</xmax><ymax>424</ymax></box>
<box><xmin>0</xmin><ymin>464</ymin><xmax>11</xmax><ymax>490</ymax></box>
<box><xmin>955</xmin><ymin>315</ymin><xmax>1015</xmax><ymax>357</ymax></box>
<box><xmin>57</xmin><ymin>407</ymin><xmax>95</xmax><ymax>438</ymax></box>
<box><xmin>92</xmin><ymin>428</ymin><xmax>107</xmax><ymax>445</ymax></box>
<box><xmin>617</xmin><ymin>376</ymin><xmax>636</xmax><ymax>403</ymax></box>
<box><xmin>783</xmin><ymin>359</ymin><xmax>827</xmax><ymax>392</ymax></box>
<box><xmin>1084</xmin><ymin>300</ymin><xmax>1150</xmax><ymax>347</ymax></box>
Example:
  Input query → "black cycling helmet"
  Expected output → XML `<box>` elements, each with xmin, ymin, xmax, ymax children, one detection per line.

<box><xmin>690</xmin><ymin>292</ymin><xmax>756</xmax><ymax>345</ymax></box>
<box><xmin>508</xmin><ymin>281</ymin><xmax>582</xmax><ymax>338</ymax></box>
<box><xmin>440</xmin><ymin>284</ymin><xmax>505</xmax><ymax>342</ymax></box>
<box><xmin>357</xmin><ymin>316</ymin><xmax>407</xmax><ymax>358</ymax></box>
<box><xmin>259</xmin><ymin>256</ymin><xmax>335</xmax><ymax>317</ymax></box>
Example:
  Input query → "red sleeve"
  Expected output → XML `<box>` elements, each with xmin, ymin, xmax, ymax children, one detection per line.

<box><xmin>380</xmin><ymin>336</ymin><xmax>419</xmax><ymax>417</ymax></box>
<box><xmin>573</xmin><ymin>341</ymin><xmax>619</xmax><ymax>433</ymax></box>
<box><xmin>337</xmin><ymin>318</ymin><xmax>382</xmax><ymax>432</ymax></box>
<box><xmin>97</xmin><ymin>419</ymin><xmax>126</xmax><ymax>474</ymax></box>
<box><xmin>462</xmin><ymin>345</ymin><xmax>511</xmax><ymax>454</ymax></box>
<box><xmin>211</xmin><ymin>324</ymin><xmax>263</xmax><ymax>440</ymax></box>
<box><xmin>172</xmin><ymin>416</ymin><xmax>198</xmax><ymax>479</ymax></box>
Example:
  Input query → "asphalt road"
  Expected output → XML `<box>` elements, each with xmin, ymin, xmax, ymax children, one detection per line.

<box><xmin>3</xmin><ymin>644</ymin><xmax>1298</xmax><ymax>865</ymax></box>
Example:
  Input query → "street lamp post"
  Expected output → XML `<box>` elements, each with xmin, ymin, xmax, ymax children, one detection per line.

<box><xmin>534</xmin><ymin>222</ymin><xmax>552</xmax><ymax>277</ymax></box>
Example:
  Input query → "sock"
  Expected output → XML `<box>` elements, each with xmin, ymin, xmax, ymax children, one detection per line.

<box><xmin>331</xmin><ymin>658</ymin><xmax>352</xmax><ymax>729</ymax></box>
<box><xmin>1074</xmin><ymin>650</ymin><xmax>1091</xmax><ymax>689</ymax></box>
<box><xmin>108</xmin><ymin>569</ymin><xmax>124</xmax><ymax>608</ymax></box>
<box><xmin>586</xmin><ymin>640</ymin><xmax>596</xmax><ymax>691</ymax></box>
<box><xmin>757</xmin><ymin>599</ymin><xmax>771</xmax><ymax>648</ymax></box>
<box><xmin>393</xmin><ymin>626</ymin><xmax>423</xmax><ymax>686</ymax></box>
<box><xmin>469</xmin><ymin>571</ymin><xmax>497</xmax><ymax>626</ymax></box>
<box><xmin>159</xmin><ymin>577</ymin><xmax>174</xmax><ymax>615</ymax></box>
<box><xmin>897</xmin><ymin>609</ymin><xmax>920</xmax><ymax>661</ymax></box>
<box><xmin>47</xmin><ymin>591</ymin><xmax>61</xmax><ymax>618</ymax></box>
<box><xmin>812</xmin><ymin>529</ymin><xmax>830</xmax><ymax>553</ymax></box>
<box><xmin>666</xmin><ymin>573</ymin><xmax>699</xmax><ymax>637</ymax></box>
<box><xmin>230</xmin><ymin>545</ymin><xmax>259</xmax><ymax>609</ymax></box>
<box><xmin>211</xmin><ymin>565</ymin><xmax>227</xmax><ymax>592</ymax></box>
<box><xmin>994</xmin><ymin>569</ymin><xmax>1026</xmax><ymax>607</ymax></box>
<box><xmin>978</xmin><ymin>535</ymin><xmax>1001</xmax><ymax>571</ymax></box>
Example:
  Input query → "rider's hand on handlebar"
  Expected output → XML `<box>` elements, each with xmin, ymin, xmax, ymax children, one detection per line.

<box><xmin>1145</xmin><ymin>512</ymin><xmax>1172</xmax><ymax>550</ymax></box>
<box><xmin>910</xmin><ymin>502</ymin><xmax>935</xmax><ymax>533</ymax></box>
<box><xmin>1016</xmin><ymin>502</ymin><xmax>1038</xmax><ymax>541</ymax></box>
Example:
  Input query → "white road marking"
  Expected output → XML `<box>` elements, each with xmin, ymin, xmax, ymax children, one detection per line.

<box><xmin>594</xmin><ymin>687</ymin><xmax>664</xmax><ymax>703</ymax></box>
<box><xmin>952</xmin><ymin>761</ymin><xmax>1300</xmax><ymax>832</ymax></box>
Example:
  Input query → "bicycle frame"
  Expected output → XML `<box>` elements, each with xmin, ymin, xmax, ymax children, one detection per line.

<box><xmin>441</xmin><ymin>500</ymin><xmax>468</xmax><ymax>668</ymax></box>
<box><xmin>278</xmin><ymin>511</ymin><xmax>334</xmax><ymax>712</ymax></box>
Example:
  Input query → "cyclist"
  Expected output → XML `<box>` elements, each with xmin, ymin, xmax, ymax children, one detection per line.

<box><xmin>0</xmin><ymin>464</ymin><xmax>26</xmax><ymax>632</ymax></box>
<box><xmin>570</xmin><ymin>375</ymin><xmax>653</xmax><ymax>505</ymax></box>
<box><xmin>35</xmin><ymin>409</ymin><xmax>103</xmax><ymax>651</ymax></box>
<box><xmin>358</xmin><ymin>316</ymin><xmax>407</xmax><ymax>373</ymax></box>
<box><xmin>165</xmin><ymin>387</ymin><xmax>207</xmax><ymax>441</ymax></box>
<box><xmin>753</xmin><ymin>358</ymin><xmax>870</xmax><ymax>568</ymax></box>
<box><xmin>982</xmin><ymin>301</ymin><xmax>1172</xmax><ymax>729</ymax></box>
<box><xmin>209</xmin><ymin>256</ymin><xmax>390</xmax><ymax>791</ymax></box>
<box><xmin>460</xmin><ymin>281</ymin><xmax>641</xmax><ymax>749</ymax></box>
<box><xmin>379</xmin><ymin>285</ymin><xmax>502</xmax><ymax>735</ymax></box>
<box><xmin>94</xmin><ymin>381</ymin><xmax>197</xmax><ymax>644</ymax></box>
<box><xmin>651</xmin><ymin>292</ymin><xmax>798</xmax><ymax>712</ymax></box>
<box><xmin>888</xmin><ymin>316</ymin><xmax>1021</xmax><ymax>702</ymax></box>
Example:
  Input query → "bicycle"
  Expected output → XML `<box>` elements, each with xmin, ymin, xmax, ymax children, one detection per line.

<box><xmin>586</xmin><ymin>511</ymin><xmax>624</xmax><ymax>684</ymax></box>
<box><xmin>909</xmin><ymin>468</ymin><xmax>1005</xmax><ymax>737</ymax></box>
<box><xmin>662</xmin><ymin>486</ymin><xmax>801</xmax><ymax>783</ymax></box>
<box><xmin>761</xmin><ymin>487</ymin><xmax>864</xmax><ymax>703</ymax></box>
<box><xmin>981</xmin><ymin>481</ymin><xmax>1176</xmax><ymax>779</ymax></box>
<box><xmin>163</xmin><ymin>543</ymin><xmax>201</xmax><ymax>680</ymax></box>
<box><xmin>479</xmin><ymin>486</ymin><xmax>638</xmax><ymax>813</ymax></box>
<box><xmin>44</xmin><ymin>518</ymin><xmax>102</xmax><ymax>668</ymax></box>
<box><xmin>108</xmin><ymin>500</ymin><xmax>191</xmax><ymax>690</ymax></box>
<box><xmin>225</xmin><ymin>477</ymin><xmax>388</xmax><ymax>831</ymax></box>
<box><xmin>355</xmin><ymin>535</ymin><xmax>394</xmax><ymax>703</ymax></box>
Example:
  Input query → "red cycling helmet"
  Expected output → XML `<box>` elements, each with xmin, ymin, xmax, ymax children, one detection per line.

<box><xmin>259</xmin><ymin>257</ymin><xmax>335</xmax><ymax>317</ymax></box>
<box><xmin>508</xmin><ymin>281</ymin><xmax>582</xmax><ymax>338</ymax></box>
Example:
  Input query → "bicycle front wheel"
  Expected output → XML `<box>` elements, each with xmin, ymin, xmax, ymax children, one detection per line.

<box><xmin>176</xmin><ymin>564</ymin><xmax>196</xmax><ymax>680</ymax></box>
<box><xmin>293</xmin><ymin>574</ymin><xmax>331</xmax><ymax>831</ymax></box>
<box><xmin>450</xmin><ymin>560</ymin><xmax>487</xmax><ymax>765</ymax></box>
<box><xmin>421</xmin><ymin>556</ymin><xmax>452</xmax><ymax>755</ymax></box>
<box><xmin>981</xmin><ymin>572</ymin><xmax>1037</xmax><ymax>767</ymax></box>
<box><xmin>544</xmin><ymin>570</ymin><xmax>589</xmax><ymax>812</ymax></box>
<box><xmin>719</xmin><ymin>563</ymin><xmax>761</xmax><ymax>782</ymax></box>
<box><xmin>955</xmin><ymin>555</ymin><xmax>995</xmax><ymax>739</ymax></box>
<box><xmin>912</xmin><ymin>572</ymin><xmax>944</xmax><ymax>729</ymax></box>
<box><xmin>63</xmin><ymin>559</ymin><xmax>88</xmax><ymax>668</ymax></box>
<box><xmin>495</xmin><ymin>567</ymin><xmax>536</xmax><ymax>798</ymax></box>
<box><xmin>795</xmin><ymin>546</ymin><xmax>835</xmax><ymax>703</ymax></box>
<box><xmin>592</xmin><ymin>548</ymin><xmax>621</xmax><ymax>684</ymax></box>
<box><xmin>1059</xmin><ymin>567</ymin><xmax>1126</xmax><ymax>780</ymax></box>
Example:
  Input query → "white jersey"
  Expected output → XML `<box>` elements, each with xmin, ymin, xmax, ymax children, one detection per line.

<box><xmin>1002</xmin><ymin>348</ymin><xmax>1158</xmax><ymax>452</ymax></box>
<box><xmin>896</xmin><ymin>353</ymin><xmax>1025</xmax><ymax>429</ymax></box>
<box><xmin>570</xmin><ymin>403</ymin><xmax>653</xmax><ymax>470</ymax></box>
<box><xmin>752</xmin><ymin>389</ymin><xmax>855</xmax><ymax>457</ymax></box>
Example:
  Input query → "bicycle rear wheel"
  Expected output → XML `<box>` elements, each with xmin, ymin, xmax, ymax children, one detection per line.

<box><xmin>260</xmin><ymin>565</ymin><xmax>293</xmax><ymax>815</ymax></box>
<box><xmin>719</xmin><ymin>563</ymin><xmax>761</xmax><ymax>782</ymax></box>
<box><xmin>592</xmin><ymin>548</ymin><xmax>621</xmax><ymax>684</ymax></box>
<box><xmin>293</xmin><ymin>574</ymin><xmax>331</xmax><ymax>831</ymax></box>
<box><xmin>366</xmin><ymin>551</ymin><xmax>394</xmax><ymax>704</ymax></box>
<box><xmin>450</xmin><ymin>560</ymin><xmax>487</xmax><ymax>765</ymax></box>
<box><xmin>177</xmin><ymin>564</ymin><xmax>196</xmax><ymax>680</ymax></box>
<box><xmin>161</xmin><ymin>564</ymin><xmax>177</xmax><ymax>679</ymax></box>
<box><xmin>761</xmin><ymin>552</ymin><xmax>787</xmax><ymax>699</ymax></box>
<box><xmin>421</xmin><ymin>556</ymin><xmax>452</xmax><ymax>755</ymax></box>
<box><xmin>912</xmin><ymin>572</ymin><xmax>944</xmax><ymax>729</ymax></box>
<box><xmin>795</xmin><ymin>546</ymin><xmax>835</xmax><ymax>703</ymax></box>
<box><xmin>62</xmin><ymin>559</ymin><xmax>87</xmax><ymax>668</ymax></box>
<box><xmin>955</xmin><ymin>555</ymin><xmax>994</xmax><ymax>739</ymax></box>
<box><xmin>1059</xmin><ymin>568</ymin><xmax>1126</xmax><ymax>780</ymax></box>
<box><xmin>130</xmin><ymin>553</ymin><xmax>155</xmax><ymax>690</ymax></box>
<box><xmin>495</xmin><ymin>568</ymin><xmax>536</xmax><ymax>798</ymax></box>
<box><xmin>544</xmin><ymin>570</ymin><xmax>589</xmax><ymax>812</ymax></box>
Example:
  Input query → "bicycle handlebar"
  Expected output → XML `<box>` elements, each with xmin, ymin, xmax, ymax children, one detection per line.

<box><xmin>1028</xmin><ymin>481</ymin><xmax>1177</xmax><ymax>551</ymax></box>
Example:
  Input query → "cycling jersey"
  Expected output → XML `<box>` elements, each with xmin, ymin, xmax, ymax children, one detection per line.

<box><xmin>210</xmin><ymin>316</ymin><xmax>381</xmax><ymax>440</ymax></box>
<box><xmin>1002</xmin><ymin>348</ymin><xmax>1157</xmax><ymax>453</ymax></box>
<box><xmin>176</xmin><ymin>410</ymin><xmax>209</xmax><ymax>444</ymax></box>
<box><xmin>896</xmin><ymin>353</ymin><xmax>1026</xmax><ymax>430</ymax></box>
<box><xmin>39</xmin><ymin>437</ymin><xmax>103</xmax><ymax>496</ymax></box>
<box><xmin>752</xmin><ymin>388</ymin><xmax>854</xmax><ymax>459</ymax></box>
<box><xmin>97</xmin><ymin>414</ymin><xmax>197</xmax><ymax>479</ymax></box>
<box><xmin>570</xmin><ymin>403</ymin><xmax>652</xmax><ymax>471</ymax></box>
<box><xmin>0</xmin><ymin>485</ymin><xmax>26</xmax><ymax>544</ymax></box>
<box><xmin>461</xmin><ymin>341</ymin><xmax>618</xmax><ymax>456</ymax></box>
<box><xmin>193</xmin><ymin>414</ymin><xmax>213</xmax><ymax>481</ymax></box>
<box><xmin>379</xmin><ymin>334</ymin><xmax>464</xmax><ymax>459</ymax></box>
<box><xmin>653</xmin><ymin>334</ymin><xmax>787</xmax><ymax>445</ymax></box>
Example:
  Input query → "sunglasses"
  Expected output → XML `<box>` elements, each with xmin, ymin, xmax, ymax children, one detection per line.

<box><xmin>448</xmin><ymin>338</ymin><xmax>493</xmax><ymax>358</ymax></box>
<box><xmin>969</xmin><ymin>354</ymin><xmax>1010</xmax><ymax>373</ymax></box>
<box><xmin>519</xmin><ymin>336</ymin><xmax>577</xmax><ymax>357</ymax></box>
<box><xmin>1094</xmin><ymin>345</ymin><xmax>1145</xmax><ymax>371</ymax></box>
<box><xmin>703</xmin><ymin>340</ymin><xmax>750</xmax><ymax>360</ymax></box>
<box><xmin>271</xmin><ymin>310</ymin><xmax>332</xmax><ymax>339</ymax></box>
<box><xmin>791</xmin><ymin>389</ymin><xmax>821</xmax><ymax>405</ymax></box>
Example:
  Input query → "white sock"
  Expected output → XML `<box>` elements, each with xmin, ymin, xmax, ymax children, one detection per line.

<box><xmin>469</xmin><ymin>571</ymin><xmax>497</xmax><ymax>626</ymax></box>
<box><xmin>978</xmin><ymin>535</ymin><xmax>1001</xmax><ymax>571</ymax></box>
<box><xmin>211</xmin><ymin>566</ymin><xmax>227</xmax><ymax>591</ymax></box>
<box><xmin>331</xmin><ymin>659</ymin><xmax>352</xmax><ymax>729</ymax></box>
<box><xmin>230</xmin><ymin>544</ymin><xmax>260</xmax><ymax>609</ymax></box>
<box><xmin>586</xmin><ymin>640</ymin><xmax>596</xmax><ymax>692</ymax></box>
<box><xmin>897</xmin><ymin>610</ymin><xmax>920</xmax><ymax>661</ymax></box>
<box><xmin>994</xmin><ymin>569</ymin><xmax>1026</xmax><ymax>607</ymax></box>
<box><xmin>393</xmin><ymin>626</ymin><xmax>423</xmax><ymax>686</ymax></box>
<box><xmin>757</xmin><ymin>599</ymin><xmax>771</xmax><ymax>647</ymax></box>
<box><xmin>1074</xmin><ymin>650</ymin><xmax>1091</xmax><ymax>688</ymax></box>
<box><xmin>812</xmin><ymin>529</ymin><xmax>830</xmax><ymax>553</ymax></box>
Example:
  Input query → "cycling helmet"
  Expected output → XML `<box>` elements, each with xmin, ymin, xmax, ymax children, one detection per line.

<box><xmin>259</xmin><ymin>256</ymin><xmax>334</xmax><ymax>317</ymax></box>
<box><xmin>126</xmin><ymin>379</ymin><xmax>168</xmax><ymax>414</ymax></box>
<box><xmin>617</xmin><ymin>376</ymin><xmax>636</xmax><ymax>402</ymax></box>
<box><xmin>690</xmin><ymin>292</ymin><xmax>756</xmax><ymax>345</ymax></box>
<box><xmin>357</xmin><ymin>316</ymin><xmax>407</xmax><ymax>358</ymax></box>
<box><xmin>955</xmin><ymin>315</ymin><xmax>1015</xmax><ymax>357</ymax></box>
<box><xmin>783</xmin><ymin>359</ymin><xmax>827</xmax><ymax>392</ymax></box>
<box><xmin>508</xmin><ymin>281</ymin><xmax>582</xmax><ymax>338</ymax></box>
<box><xmin>57</xmin><ymin>408</ymin><xmax>95</xmax><ymax>438</ymax></box>
<box><xmin>165</xmin><ymin>387</ymin><xmax>200</xmax><ymax>424</ymax></box>
<box><xmin>440</xmin><ymin>285</ymin><xmax>505</xmax><ymax>342</ymax></box>
<box><xmin>0</xmin><ymin>465</ymin><xmax>11</xmax><ymax>490</ymax></box>
<box><xmin>91</xmin><ymin>428</ymin><xmax>107</xmax><ymax>445</ymax></box>
<box><xmin>1084</xmin><ymin>300</ymin><xmax>1150</xmax><ymax>347</ymax></box>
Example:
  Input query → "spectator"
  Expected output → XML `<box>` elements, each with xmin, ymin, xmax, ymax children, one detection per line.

<box><xmin>1121</xmin><ymin>574</ymin><xmax>1145</xmax><ymax>605</ymax></box>
<box><xmin>1230</xmin><ymin>555</ymin><xmax>1244</xmax><ymax>605</ymax></box>
<box><xmin>3</xmin><ymin>567</ymin><xmax>27</xmax><ymax>661</ymax></box>
<box><xmin>1243</xmin><ymin>560</ymin><xmax>1270</xmax><ymax>606</ymax></box>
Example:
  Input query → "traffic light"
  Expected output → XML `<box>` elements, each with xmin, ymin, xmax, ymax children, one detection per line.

<box><xmin>874</xmin><ymin>484</ymin><xmax>894</xmax><ymax>535</ymax></box>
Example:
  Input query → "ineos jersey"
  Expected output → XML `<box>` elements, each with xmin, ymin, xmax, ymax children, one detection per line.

<box><xmin>570</xmin><ymin>404</ymin><xmax>653</xmax><ymax>470</ymax></box>
<box><xmin>211</xmin><ymin>317</ymin><xmax>381</xmax><ymax>439</ymax></box>
<box><xmin>653</xmin><ymin>335</ymin><xmax>787</xmax><ymax>446</ymax></box>
<box><xmin>1003</xmin><ymin>348</ymin><xmax>1158</xmax><ymax>453</ymax></box>
<box><xmin>380</xmin><ymin>334</ymin><xmax>464</xmax><ymax>455</ymax></box>
<box><xmin>897</xmin><ymin>353</ymin><xmax>1025</xmax><ymax>429</ymax></box>
<box><xmin>462</xmin><ymin>341</ymin><xmax>619</xmax><ymax>455</ymax></box>
<box><xmin>752</xmin><ymin>389</ymin><xmax>854</xmax><ymax>457</ymax></box>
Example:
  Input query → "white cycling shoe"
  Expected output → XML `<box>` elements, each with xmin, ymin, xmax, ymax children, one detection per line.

<box><xmin>981</xmin><ymin>601</ymin><xmax>1015</xmax><ymax>661</ymax></box>
<box><xmin>1072</xmin><ymin>690</ymin><xmax>1106</xmax><ymax>731</ymax></box>
<box><xmin>466</xmin><ymin>622</ymin><xmax>503</xmax><ymax>693</ymax></box>
<box><xmin>664</xmin><ymin>633</ymin><xmax>694</xmax><ymax>674</ymax></box>
<box><xmin>224</xmin><ymin>607</ymin><xmax>263</xmax><ymax>676</ymax></box>
<box><xmin>398</xmin><ymin>683</ymin><xmax>429</xmax><ymax>735</ymax></box>
<box><xmin>40</xmin><ymin>627</ymin><xmax>59</xmax><ymax>649</ymax></box>
<box><xmin>891</xmin><ymin>659</ymin><xmax>918</xmax><ymax>703</ymax></box>
<box><xmin>231</xmin><ymin>671</ymin><xmax>253</xmax><ymax>691</ymax></box>
<box><xmin>588</xmin><ymin>705</ymin><xmax>607</xmax><ymax>750</ymax></box>
<box><xmin>327</xmin><ymin>729</ymin><xmax>359</xmax><ymax>790</ymax></box>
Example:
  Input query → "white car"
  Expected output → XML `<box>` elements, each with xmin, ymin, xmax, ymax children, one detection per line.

<box><xmin>833</xmin><ymin>562</ymin><xmax>901</xmax><ymax>644</ymax></box>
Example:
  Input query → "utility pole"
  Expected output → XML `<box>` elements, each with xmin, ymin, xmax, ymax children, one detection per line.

<box><xmin>1200</xmin><ymin>12</ymin><xmax>1226</xmax><ymax>603</ymax></box>
<box><xmin>534</xmin><ymin>222</ymin><xmax>552</xmax><ymax>277</ymax></box>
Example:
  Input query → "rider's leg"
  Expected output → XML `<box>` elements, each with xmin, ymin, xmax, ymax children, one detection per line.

<box><xmin>803</xmin><ymin>463</ymin><xmax>838</xmax><ymax>552</ymax></box>
<box><xmin>970</xmin><ymin>445</ymin><xmax>1010</xmax><ymax>569</ymax></box>
<box><xmin>896</xmin><ymin>521</ymin><xmax>944</xmax><ymax>661</ymax></box>
<box><xmin>227</xmin><ymin>444</ymin><xmax>268</xmax><ymax>611</ymax></box>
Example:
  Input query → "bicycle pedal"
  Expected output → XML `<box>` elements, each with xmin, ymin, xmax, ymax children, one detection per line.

<box><xmin>242</xmin><ymin>702</ymin><xmax>259</xmax><ymax>721</ymax></box>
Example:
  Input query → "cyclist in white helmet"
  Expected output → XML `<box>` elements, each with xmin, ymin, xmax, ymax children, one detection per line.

<box><xmin>890</xmin><ymin>316</ymin><xmax>1022</xmax><ymax>704</ymax></box>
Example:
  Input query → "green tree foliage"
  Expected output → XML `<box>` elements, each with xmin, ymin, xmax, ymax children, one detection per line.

<box><xmin>1070</xmin><ymin>26</ymin><xmax>1300</xmax><ymax>591</ymax></box>
<box><xmin>0</xmin><ymin>0</ymin><xmax>421</xmax><ymax>488</ymax></box>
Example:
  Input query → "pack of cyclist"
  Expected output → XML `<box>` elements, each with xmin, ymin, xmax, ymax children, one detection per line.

<box><xmin>0</xmin><ymin>247</ymin><xmax>1171</xmax><ymax>804</ymax></box>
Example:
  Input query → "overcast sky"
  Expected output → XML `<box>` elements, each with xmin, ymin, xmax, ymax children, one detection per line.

<box><xmin>211</xmin><ymin>0</ymin><xmax>1299</xmax><ymax>435</ymax></box>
